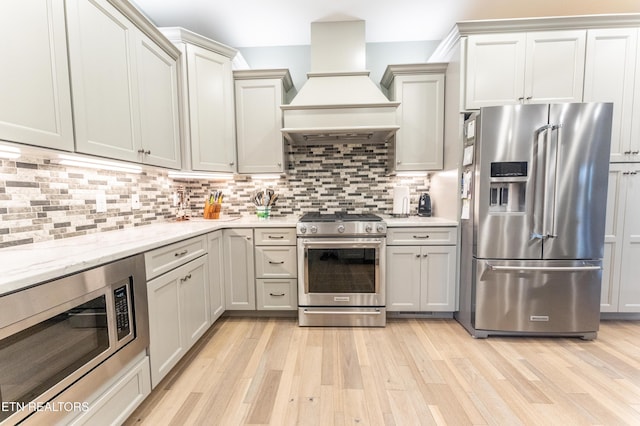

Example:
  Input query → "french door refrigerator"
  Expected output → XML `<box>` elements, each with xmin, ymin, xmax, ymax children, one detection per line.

<box><xmin>457</xmin><ymin>103</ymin><xmax>613</xmax><ymax>339</ymax></box>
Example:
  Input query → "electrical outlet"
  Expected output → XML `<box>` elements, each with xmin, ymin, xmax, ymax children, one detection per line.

<box><xmin>96</xmin><ymin>192</ymin><xmax>107</xmax><ymax>213</ymax></box>
<box><xmin>131</xmin><ymin>194</ymin><xmax>141</xmax><ymax>210</ymax></box>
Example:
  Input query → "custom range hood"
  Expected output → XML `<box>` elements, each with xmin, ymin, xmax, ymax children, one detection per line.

<box><xmin>281</xmin><ymin>21</ymin><xmax>399</xmax><ymax>144</ymax></box>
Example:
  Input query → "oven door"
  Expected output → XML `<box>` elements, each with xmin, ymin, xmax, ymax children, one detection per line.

<box><xmin>297</xmin><ymin>237</ymin><xmax>385</xmax><ymax>307</ymax></box>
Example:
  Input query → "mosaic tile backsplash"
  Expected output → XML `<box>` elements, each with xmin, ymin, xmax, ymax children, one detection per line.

<box><xmin>1</xmin><ymin>142</ymin><xmax>430</xmax><ymax>248</ymax></box>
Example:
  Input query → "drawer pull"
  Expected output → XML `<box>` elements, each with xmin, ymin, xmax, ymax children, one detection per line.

<box><xmin>174</xmin><ymin>250</ymin><xmax>188</xmax><ymax>257</ymax></box>
<box><xmin>180</xmin><ymin>273</ymin><xmax>192</xmax><ymax>282</ymax></box>
<box><xmin>268</xmin><ymin>235</ymin><xmax>285</xmax><ymax>239</ymax></box>
<box><xmin>413</xmin><ymin>235</ymin><xmax>430</xmax><ymax>239</ymax></box>
<box><xmin>268</xmin><ymin>261</ymin><xmax>285</xmax><ymax>265</ymax></box>
<box><xmin>269</xmin><ymin>292</ymin><xmax>286</xmax><ymax>297</ymax></box>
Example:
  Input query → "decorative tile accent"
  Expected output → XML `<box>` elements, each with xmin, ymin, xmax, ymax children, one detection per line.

<box><xmin>1</xmin><ymin>142</ymin><xmax>431</xmax><ymax>247</ymax></box>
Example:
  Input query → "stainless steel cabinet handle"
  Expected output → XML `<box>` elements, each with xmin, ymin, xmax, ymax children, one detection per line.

<box><xmin>423</xmin><ymin>254</ymin><xmax>428</xmax><ymax>257</ymax></box>
<box><xmin>526</xmin><ymin>96</ymin><xmax>532</xmax><ymax>100</ymax></box>
<box><xmin>624</xmin><ymin>150</ymin><xmax>632</xmax><ymax>154</ymax></box>
<box><xmin>413</xmin><ymin>235</ymin><xmax>430</xmax><ymax>239</ymax></box>
<box><xmin>229</xmin><ymin>161</ymin><xmax>235</xmax><ymax>166</ymax></box>
<box><xmin>518</xmin><ymin>97</ymin><xmax>524</xmax><ymax>101</ymax></box>
<box><xmin>415</xmin><ymin>253</ymin><xmax>421</xmax><ymax>258</ymax></box>
<box><xmin>180</xmin><ymin>273</ymin><xmax>192</xmax><ymax>282</ymax></box>
<box><xmin>145</xmin><ymin>150</ymin><xmax>151</xmax><ymax>155</ymax></box>
<box><xmin>268</xmin><ymin>261</ymin><xmax>285</xmax><ymax>265</ymax></box>
<box><xmin>269</xmin><ymin>292</ymin><xmax>285</xmax><ymax>297</ymax></box>
<box><xmin>633</xmin><ymin>151</ymin><xmax>640</xmax><ymax>155</ymax></box>
<box><xmin>268</xmin><ymin>235</ymin><xmax>284</xmax><ymax>239</ymax></box>
<box><xmin>174</xmin><ymin>250</ymin><xmax>188</xmax><ymax>257</ymax></box>
<box><xmin>137</xmin><ymin>149</ymin><xmax>145</xmax><ymax>154</ymax></box>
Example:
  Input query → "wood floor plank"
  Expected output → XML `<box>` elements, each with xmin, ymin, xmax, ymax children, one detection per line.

<box><xmin>124</xmin><ymin>318</ymin><xmax>640</xmax><ymax>426</ymax></box>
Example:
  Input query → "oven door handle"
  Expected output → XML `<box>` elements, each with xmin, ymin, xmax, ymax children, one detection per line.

<box><xmin>301</xmin><ymin>239</ymin><xmax>384</xmax><ymax>247</ymax></box>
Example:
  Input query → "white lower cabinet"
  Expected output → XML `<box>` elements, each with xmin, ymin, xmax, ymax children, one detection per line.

<box><xmin>147</xmin><ymin>254</ymin><xmax>210</xmax><ymax>387</ymax></box>
<box><xmin>66</xmin><ymin>352</ymin><xmax>151</xmax><ymax>426</ymax></box>
<box><xmin>256</xmin><ymin>279</ymin><xmax>297</xmax><ymax>310</ymax></box>
<box><xmin>602</xmin><ymin>164</ymin><xmax>640</xmax><ymax>313</ymax></box>
<box><xmin>208</xmin><ymin>230</ymin><xmax>225</xmax><ymax>322</ymax></box>
<box><xmin>387</xmin><ymin>227</ymin><xmax>457</xmax><ymax>312</ymax></box>
<box><xmin>254</xmin><ymin>228</ymin><xmax>297</xmax><ymax>310</ymax></box>
<box><xmin>223</xmin><ymin>229</ymin><xmax>256</xmax><ymax>310</ymax></box>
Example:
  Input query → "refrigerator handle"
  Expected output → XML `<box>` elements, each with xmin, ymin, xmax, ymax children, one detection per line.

<box><xmin>531</xmin><ymin>124</ymin><xmax>553</xmax><ymax>240</ymax></box>
<box><xmin>543</xmin><ymin>124</ymin><xmax>562</xmax><ymax>239</ymax></box>
<box><xmin>486</xmin><ymin>263</ymin><xmax>601</xmax><ymax>272</ymax></box>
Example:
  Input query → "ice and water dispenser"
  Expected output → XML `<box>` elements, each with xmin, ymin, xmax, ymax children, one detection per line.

<box><xmin>489</xmin><ymin>161</ymin><xmax>527</xmax><ymax>213</ymax></box>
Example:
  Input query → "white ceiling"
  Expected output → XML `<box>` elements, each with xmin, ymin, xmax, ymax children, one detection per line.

<box><xmin>131</xmin><ymin>0</ymin><xmax>640</xmax><ymax>48</ymax></box>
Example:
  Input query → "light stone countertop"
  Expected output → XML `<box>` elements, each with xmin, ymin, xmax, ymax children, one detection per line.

<box><xmin>0</xmin><ymin>215</ymin><xmax>299</xmax><ymax>295</ymax></box>
<box><xmin>382</xmin><ymin>215</ymin><xmax>458</xmax><ymax>227</ymax></box>
<box><xmin>0</xmin><ymin>214</ymin><xmax>457</xmax><ymax>295</ymax></box>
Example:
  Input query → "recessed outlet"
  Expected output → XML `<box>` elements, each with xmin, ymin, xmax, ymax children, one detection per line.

<box><xmin>131</xmin><ymin>194</ymin><xmax>141</xmax><ymax>210</ymax></box>
<box><xmin>96</xmin><ymin>192</ymin><xmax>107</xmax><ymax>213</ymax></box>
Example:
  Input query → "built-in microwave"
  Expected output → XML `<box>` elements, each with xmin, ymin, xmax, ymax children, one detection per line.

<box><xmin>0</xmin><ymin>254</ymin><xmax>148</xmax><ymax>425</ymax></box>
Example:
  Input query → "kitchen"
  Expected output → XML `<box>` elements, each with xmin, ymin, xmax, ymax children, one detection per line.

<box><xmin>1</xmin><ymin>0</ymin><xmax>640</xmax><ymax>424</ymax></box>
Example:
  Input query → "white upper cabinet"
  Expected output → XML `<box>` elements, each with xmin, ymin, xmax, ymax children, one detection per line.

<box><xmin>136</xmin><ymin>33</ymin><xmax>182</xmax><ymax>169</ymax></box>
<box><xmin>0</xmin><ymin>0</ymin><xmax>74</xmax><ymax>151</ymax></box>
<box><xmin>66</xmin><ymin>0</ymin><xmax>181</xmax><ymax>168</ymax></box>
<box><xmin>161</xmin><ymin>28</ymin><xmax>237</xmax><ymax>172</ymax></box>
<box><xmin>381</xmin><ymin>64</ymin><xmax>446</xmax><ymax>172</ymax></box>
<box><xmin>465</xmin><ymin>30</ymin><xmax>586</xmax><ymax>109</ymax></box>
<box><xmin>234</xmin><ymin>69</ymin><xmax>293</xmax><ymax>174</ymax></box>
<box><xmin>584</xmin><ymin>28</ymin><xmax>640</xmax><ymax>162</ymax></box>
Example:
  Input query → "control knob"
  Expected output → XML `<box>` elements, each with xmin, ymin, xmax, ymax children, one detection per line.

<box><xmin>299</xmin><ymin>225</ymin><xmax>307</xmax><ymax>234</ymax></box>
<box><xmin>365</xmin><ymin>224</ymin><xmax>373</xmax><ymax>233</ymax></box>
<box><xmin>310</xmin><ymin>225</ymin><xmax>318</xmax><ymax>234</ymax></box>
<box><xmin>376</xmin><ymin>224</ymin><xmax>386</xmax><ymax>233</ymax></box>
<box><xmin>337</xmin><ymin>224</ymin><xmax>345</xmax><ymax>233</ymax></box>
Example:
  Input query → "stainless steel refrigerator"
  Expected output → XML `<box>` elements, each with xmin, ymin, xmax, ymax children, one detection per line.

<box><xmin>457</xmin><ymin>103</ymin><xmax>613</xmax><ymax>339</ymax></box>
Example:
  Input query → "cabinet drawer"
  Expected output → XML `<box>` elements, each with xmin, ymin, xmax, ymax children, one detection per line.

<box><xmin>387</xmin><ymin>227</ymin><xmax>457</xmax><ymax>245</ymax></box>
<box><xmin>254</xmin><ymin>228</ymin><xmax>296</xmax><ymax>246</ymax></box>
<box><xmin>256</xmin><ymin>279</ymin><xmax>297</xmax><ymax>310</ymax></box>
<box><xmin>145</xmin><ymin>236</ymin><xmax>207</xmax><ymax>280</ymax></box>
<box><xmin>255</xmin><ymin>246</ymin><xmax>297</xmax><ymax>278</ymax></box>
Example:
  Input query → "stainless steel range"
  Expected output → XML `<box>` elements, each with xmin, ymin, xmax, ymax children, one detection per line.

<box><xmin>297</xmin><ymin>212</ymin><xmax>387</xmax><ymax>327</ymax></box>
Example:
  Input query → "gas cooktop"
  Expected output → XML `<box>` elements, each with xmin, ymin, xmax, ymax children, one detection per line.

<box><xmin>299</xmin><ymin>212</ymin><xmax>383</xmax><ymax>223</ymax></box>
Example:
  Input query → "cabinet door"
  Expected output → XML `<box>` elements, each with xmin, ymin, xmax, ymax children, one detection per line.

<box><xmin>420</xmin><ymin>246</ymin><xmax>456</xmax><ymax>311</ymax></box>
<box><xmin>66</xmin><ymin>0</ymin><xmax>141</xmax><ymax>161</ymax></box>
<box><xmin>208</xmin><ymin>230</ymin><xmax>225</xmax><ymax>322</ymax></box>
<box><xmin>147</xmin><ymin>268</ymin><xmax>184</xmax><ymax>388</ymax></box>
<box><xmin>236</xmin><ymin>79</ymin><xmax>285</xmax><ymax>173</ymax></box>
<box><xmin>601</xmin><ymin>166</ymin><xmax>624</xmax><ymax>312</ymax></box>
<box><xmin>136</xmin><ymin>33</ymin><xmax>181</xmax><ymax>169</ymax></box>
<box><xmin>386</xmin><ymin>246</ymin><xmax>421</xmax><ymax>311</ymax></box>
<box><xmin>179</xmin><ymin>255</ymin><xmax>210</xmax><ymax>348</ymax></box>
<box><xmin>255</xmin><ymin>246</ymin><xmax>297</xmax><ymax>278</ymax></box>
<box><xmin>584</xmin><ymin>28</ymin><xmax>638</xmax><ymax>163</ymax></box>
<box><xmin>186</xmin><ymin>44</ymin><xmax>236</xmax><ymax>172</ymax></box>
<box><xmin>524</xmin><ymin>30</ymin><xmax>586</xmax><ymax>104</ymax></box>
<box><xmin>393</xmin><ymin>74</ymin><xmax>444</xmax><ymax>171</ymax></box>
<box><xmin>0</xmin><ymin>0</ymin><xmax>74</xmax><ymax>150</ymax></box>
<box><xmin>631</xmin><ymin>29</ymin><xmax>640</xmax><ymax>160</ymax></box>
<box><xmin>619</xmin><ymin>169</ymin><xmax>640</xmax><ymax>312</ymax></box>
<box><xmin>465</xmin><ymin>33</ymin><xmax>526</xmax><ymax>109</ymax></box>
<box><xmin>223</xmin><ymin>229</ymin><xmax>256</xmax><ymax>309</ymax></box>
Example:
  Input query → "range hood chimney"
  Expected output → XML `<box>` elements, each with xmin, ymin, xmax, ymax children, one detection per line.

<box><xmin>281</xmin><ymin>21</ymin><xmax>399</xmax><ymax>144</ymax></box>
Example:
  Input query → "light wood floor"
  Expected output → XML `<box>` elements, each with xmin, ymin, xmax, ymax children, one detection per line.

<box><xmin>125</xmin><ymin>317</ymin><xmax>640</xmax><ymax>425</ymax></box>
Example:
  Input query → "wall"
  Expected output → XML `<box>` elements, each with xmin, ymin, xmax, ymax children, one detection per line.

<box><xmin>0</xmin><ymin>143</ymin><xmax>431</xmax><ymax>248</ymax></box>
